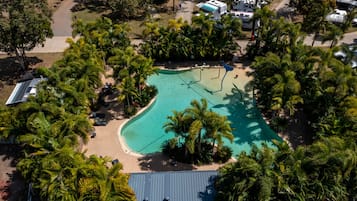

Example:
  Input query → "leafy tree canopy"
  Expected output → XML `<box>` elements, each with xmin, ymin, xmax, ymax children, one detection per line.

<box><xmin>0</xmin><ymin>0</ymin><xmax>53</xmax><ymax>70</ymax></box>
<box><xmin>215</xmin><ymin>137</ymin><xmax>357</xmax><ymax>201</ymax></box>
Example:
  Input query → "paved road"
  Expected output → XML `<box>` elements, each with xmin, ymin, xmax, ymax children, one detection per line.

<box><xmin>176</xmin><ymin>0</ymin><xmax>195</xmax><ymax>24</ymax></box>
<box><xmin>51</xmin><ymin>0</ymin><xmax>76</xmax><ymax>36</ymax></box>
<box><xmin>2</xmin><ymin>0</ymin><xmax>355</xmax><ymax>54</ymax></box>
<box><xmin>304</xmin><ymin>31</ymin><xmax>356</xmax><ymax>46</ymax></box>
<box><xmin>273</xmin><ymin>0</ymin><xmax>290</xmax><ymax>11</ymax></box>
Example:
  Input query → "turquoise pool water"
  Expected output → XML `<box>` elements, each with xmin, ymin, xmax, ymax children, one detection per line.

<box><xmin>121</xmin><ymin>69</ymin><xmax>281</xmax><ymax>156</ymax></box>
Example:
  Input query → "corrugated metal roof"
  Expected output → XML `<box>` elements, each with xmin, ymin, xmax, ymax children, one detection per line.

<box><xmin>5</xmin><ymin>78</ymin><xmax>45</xmax><ymax>105</ymax></box>
<box><xmin>129</xmin><ymin>170</ymin><xmax>217</xmax><ymax>201</ymax></box>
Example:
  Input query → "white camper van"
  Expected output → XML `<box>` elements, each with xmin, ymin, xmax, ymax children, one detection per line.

<box><xmin>196</xmin><ymin>0</ymin><xmax>227</xmax><ymax>20</ymax></box>
<box><xmin>206</xmin><ymin>0</ymin><xmax>228</xmax><ymax>15</ymax></box>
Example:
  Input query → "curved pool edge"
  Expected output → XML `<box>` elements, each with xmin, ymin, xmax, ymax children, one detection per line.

<box><xmin>118</xmin><ymin>68</ymin><xmax>283</xmax><ymax>158</ymax></box>
<box><xmin>117</xmin><ymin>97</ymin><xmax>158</xmax><ymax>157</ymax></box>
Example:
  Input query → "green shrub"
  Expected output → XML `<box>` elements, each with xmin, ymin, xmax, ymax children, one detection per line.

<box><xmin>137</xmin><ymin>86</ymin><xmax>157</xmax><ymax>107</ymax></box>
<box><xmin>124</xmin><ymin>105</ymin><xmax>137</xmax><ymax>117</ymax></box>
<box><xmin>213</xmin><ymin>146</ymin><xmax>232</xmax><ymax>163</ymax></box>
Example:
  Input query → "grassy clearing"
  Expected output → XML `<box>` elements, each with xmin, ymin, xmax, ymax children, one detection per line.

<box><xmin>26</xmin><ymin>52</ymin><xmax>64</xmax><ymax>68</ymax></box>
<box><xmin>0</xmin><ymin>83</ymin><xmax>15</xmax><ymax>105</ymax></box>
<box><xmin>127</xmin><ymin>12</ymin><xmax>176</xmax><ymax>39</ymax></box>
<box><xmin>0</xmin><ymin>52</ymin><xmax>63</xmax><ymax>105</ymax></box>
<box><xmin>72</xmin><ymin>9</ymin><xmax>109</xmax><ymax>23</ymax></box>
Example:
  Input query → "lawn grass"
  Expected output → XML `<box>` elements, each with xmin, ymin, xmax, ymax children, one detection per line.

<box><xmin>127</xmin><ymin>12</ymin><xmax>176</xmax><ymax>39</ymax></box>
<box><xmin>27</xmin><ymin>52</ymin><xmax>64</xmax><ymax>68</ymax></box>
<box><xmin>0</xmin><ymin>84</ymin><xmax>15</xmax><ymax>105</ymax></box>
<box><xmin>72</xmin><ymin>9</ymin><xmax>109</xmax><ymax>23</ymax></box>
<box><xmin>0</xmin><ymin>53</ymin><xmax>64</xmax><ymax>69</ymax></box>
<box><xmin>0</xmin><ymin>52</ymin><xmax>63</xmax><ymax>105</ymax></box>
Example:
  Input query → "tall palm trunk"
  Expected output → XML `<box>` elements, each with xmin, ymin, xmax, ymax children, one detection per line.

<box><xmin>197</xmin><ymin>129</ymin><xmax>202</xmax><ymax>154</ymax></box>
<box><xmin>212</xmin><ymin>139</ymin><xmax>216</xmax><ymax>154</ymax></box>
<box><xmin>311</xmin><ymin>33</ymin><xmax>318</xmax><ymax>47</ymax></box>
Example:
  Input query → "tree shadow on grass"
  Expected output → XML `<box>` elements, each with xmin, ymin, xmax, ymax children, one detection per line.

<box><xmin>0</xmin><ymin>56</ymin><xmax>43</xmax><ymax>82</ymax></box>
<box><xmin>137</xmin><ymin>152</ymin><xmax>197</xmax><ymax>172</ymax></box>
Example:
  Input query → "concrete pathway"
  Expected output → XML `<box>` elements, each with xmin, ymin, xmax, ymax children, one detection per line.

<box><xmin>304</xmin><ymin>31</ymin><xmax>357</xmax><ymax>47</ymax></box>
<box><xmin>51</xmin><ymin>0</ymin><xmax>76</xmax><ymax>36</ymax></box>
<box><xmin>30</xmin><ymin>37</ymin><xmax>72</xmax><ymax>53</ymax></box>
<box><xmin>31</xmin><ymin>0</ymin><xmax>76</xmax><ymax>53</ymax></box>
<box><xmin>273</xmin><ymin>0</ymin><xmax>290</xmax><ymax>11</ymax></box>
<box><xmin>175</xmin><ymin>0</ymin><xmax>195</xmax><ymax>24</ymax></box>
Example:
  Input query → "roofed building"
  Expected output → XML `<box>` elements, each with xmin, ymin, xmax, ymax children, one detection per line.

<box><xmin>5</xmin><ymin>77</ymin><xmax>46</xmax><ymax>106</ymax></box>
<box><xmin>129</xmin><ymin>170</ymin><xmax>217</xmax><ymax>201</ymax></box>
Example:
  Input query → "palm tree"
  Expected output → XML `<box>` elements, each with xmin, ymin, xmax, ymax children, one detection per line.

<box><xmin>252</xmin><ymin>53</ymin><xmax>303</xmax><ymax>117</ymax></box>
<box><xmin>205</xmin><ymin>112</ymin><xmax>234</xmax><ymax>153</ymax></box>
<box><xmin>215</xmin><ymin>144</ymin><xmax>277</xmax><ymax>201</ymax></box>
<box><xmin>72</xmin><ymin>17</ymin><xmax>131</xmax><ymax>63</ymax></box>
<box><xmin>185</xmin><ymin>99</ymin><xmax>211</xmax><ymax>154</ymax></box>
<box><xmin>164</xmin><ymin>110</ymin><xmax>191</xmax><ymax>156</ymax></box>
<box><xmin>78</xmin><ymin>155</ymin><xmax>135</xmax><ymax>201</ymax></box>
<box><xmin>117</xmin><ymin>77</ymin><xmax>138</xmax><ymax>108</ymax></box>
<box><xmin>321</xmin><ymin>23</ymin><xmax>344</xmax><ymax>48</ymax></box>
<box><xmin>192</xmin><ymin>13</ymin><xmax>215</xmax><ymax>58</ymax></box>
<box><xmin>0</xmin><ymin>106</ymin><xmax>13</xmax><ymax>139</ymax></box>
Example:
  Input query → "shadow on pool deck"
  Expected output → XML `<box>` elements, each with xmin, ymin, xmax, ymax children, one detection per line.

<box><xmin>138</xmin><ymin>153</ymin><xmax>197</xmax><ymax>172</ymax></box>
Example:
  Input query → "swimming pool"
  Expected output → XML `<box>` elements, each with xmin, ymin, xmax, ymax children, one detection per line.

<box><xmin>121</xmin><ymin>68</ymin><xmax>281</xmax><ymax>156</ymax></box>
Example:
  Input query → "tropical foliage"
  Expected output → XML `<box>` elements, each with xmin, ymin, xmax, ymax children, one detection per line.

<box><xmin>108</xmin><ymin>46</ymin><xmax>159</xmax><ymax>116</ymax></box>
<box><xmin>163</xmin><ymin>99</ymin><xmax>234</xmax><ymax>164</ymax></box>
<box><xmin>247</xmin><ymin>7</ymin><xmax>357</xmax><ymax>142</ymax></box>
<box><xmin>216</xmin><ymin>5</ymin><xmax>357</xmax><ymax>200</ymax></box>
<box><xmin>215</xmin><ymin>137</ymin><xmax>357</xmax><ymax>201</ymax></box>
<box><xmin>140</xmin><ymin>14</ymin><xmax>242</xmax><ymax>61</ymax></box>
<box><xmin>0</xmin><ymin>0</ymin><xmax>53</xmax><ymax>70</ymax></box>
<box><xmin>73</xmin><ymin>17</ymin><xmax>158</xmax><ymax>116</ymax></box>
<box><xmin>17</xmin><ymin>147</ymin><xmax>135</xmax><ymax>201</ymax></box>
<box><xmin>0</xmin><ymin>18</ymin><xmax>140</xmax><ymax>200</ymax></box>
<box><xmin>72</xmin><ymin>17</ymin><xmax>131</xmax><ymax>63</ymax></box>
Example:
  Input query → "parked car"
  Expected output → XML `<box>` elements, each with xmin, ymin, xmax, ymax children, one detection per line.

<box><xmin>90</xmin><ymin>112</ymin><xmax>108</xmax><ymax>126</ymax></box>
<box><xmin>334</xmin><ymin>44</ymin><xmax>357</xmax><ymax>68</ymax></box>
<box><xmin>94</xmin><ymin>118</ymin><xmax>108</xmax><ymax>126</ymax></box>
<box><xmin>352</xmin><ymin>17</ymin><xmax>357</xmax><ymax>26</ymax></box>
<box><xmin>326</xmin><ymin>9</ymin><xmax>347</xmax><ymax>23</ymax></box>
<box><xmin>90</xmin><ymin>112</ymin><xmax>106</xmax><ymax>119</ymax></box>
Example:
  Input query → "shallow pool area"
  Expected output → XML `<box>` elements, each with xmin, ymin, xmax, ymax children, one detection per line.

<box><xmin>121</xmin><ymin>68</ymin><xmax>281</xmax><ymax>156</ymax></box>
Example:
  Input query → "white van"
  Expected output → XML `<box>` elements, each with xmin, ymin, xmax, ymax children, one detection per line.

<box><xmin>326</xmin><ymin>9</ymin><xmax>347</xmax><ymax>23</ymax></box>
